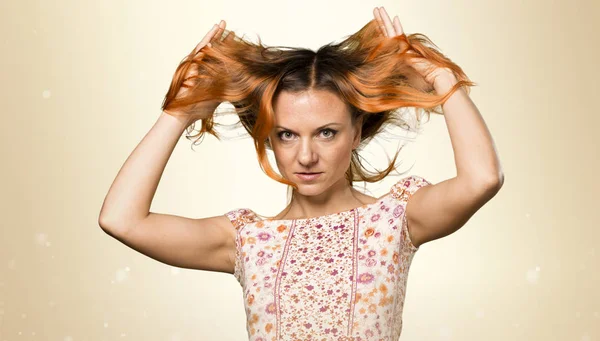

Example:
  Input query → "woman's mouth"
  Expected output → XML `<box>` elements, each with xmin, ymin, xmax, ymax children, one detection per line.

<box><xmin>295</xmin><ymin>172</ymin><xmax>323</xmax><ymax>181</ymax></box>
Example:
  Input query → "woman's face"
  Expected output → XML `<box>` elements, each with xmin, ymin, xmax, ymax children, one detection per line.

<box><xmin>269</xmin><ymin>89</ymin><xmax>361</xmax><ymax>196</ymax></box>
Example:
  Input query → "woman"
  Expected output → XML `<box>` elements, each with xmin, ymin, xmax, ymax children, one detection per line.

<box><xmin>99</xmin><ymin>6</ymin><xmax>504</xmax><ymax>340</ymax></box>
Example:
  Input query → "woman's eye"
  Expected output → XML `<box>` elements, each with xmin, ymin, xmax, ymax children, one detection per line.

<box><xmin>321</xmin><ymin>129</ymin><xmax>337</xmax><ymax>138</ymax></box>
<box><xmin>278</xmin><ymin>131</ymin><xmax>294</xmax><ymax>140</ymax></box>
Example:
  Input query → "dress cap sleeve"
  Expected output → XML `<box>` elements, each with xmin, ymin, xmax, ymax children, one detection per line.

<box><xmin>390</xmin><ymin>175</ymin><xmax>432</xmax><ymax>252</ymax></box>
<box><xmin>224</xmin><ymin>208</ymin><xmax>260</xmax><ymax>286</ymax></box>
<box><xmin>390</xmin><ymin>175</ymin><xmax>432</xmax><ymax>202</ymax></box>
<box><xmin>224</xmin><ymin>208</ymin><xmax>259</xmax><ymax>231</ymax></box>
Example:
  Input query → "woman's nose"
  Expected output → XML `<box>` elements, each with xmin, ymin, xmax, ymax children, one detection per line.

<box><xmin>298</xmin><ymin>140</ymin><xmax>318</xmax><ymax>166</ymax></box>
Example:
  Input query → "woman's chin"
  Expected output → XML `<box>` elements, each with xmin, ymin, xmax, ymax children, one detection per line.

<box><xmin>299</xmin><ymin>182</ymin><xmax>338</xmax><ymax>198</ymax></box>
<box><xmin>293</xmin><ymin>182</ymin><xmax>322</xmax><ymax>195</ymax></box>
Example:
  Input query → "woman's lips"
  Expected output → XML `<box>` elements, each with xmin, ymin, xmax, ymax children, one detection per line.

<box><xmin>295</xmin><ymin>172</ymin><xmax>322</xmax><ymax>181</ymax></box>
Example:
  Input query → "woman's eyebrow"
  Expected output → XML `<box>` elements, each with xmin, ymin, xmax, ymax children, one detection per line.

<box><xmin>275</xmin><ymin>123</ymin><xmax>343</xmax><ymax>133</ymax></box>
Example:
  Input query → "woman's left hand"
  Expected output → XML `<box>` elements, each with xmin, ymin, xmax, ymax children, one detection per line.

<box><xmin>373</xmin><ymin>6</ymin><xmax>456</xmax><ymax>92</ymax></box>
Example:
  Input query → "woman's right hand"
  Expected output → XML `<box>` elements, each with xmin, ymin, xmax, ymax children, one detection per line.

<box><xmin>163</xmin><ymin>20</ymin><xmax>227</xmax><ymax>125</ymax></box>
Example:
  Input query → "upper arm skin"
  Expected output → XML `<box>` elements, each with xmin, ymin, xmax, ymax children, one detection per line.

<box><xmin>406</xmin><ymin>176</ymin><xmax>504</xmax><ymax>248</ymax></box>
<box><xmin>99</xmin><ymin>212</ymin><xmax>237</xmax><ymax>274</ymax></box>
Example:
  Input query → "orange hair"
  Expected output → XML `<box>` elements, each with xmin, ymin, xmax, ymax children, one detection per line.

<box><xmin>162</xmin><ymin>19</ymin><xmax>475</xmax><ymax>191</ymax></box>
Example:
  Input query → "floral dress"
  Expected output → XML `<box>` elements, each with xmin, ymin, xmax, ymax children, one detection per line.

<box><xmin>225</xmin><ymin>175</ymin><xmax>431</xmax><ymax>341</ymax></box>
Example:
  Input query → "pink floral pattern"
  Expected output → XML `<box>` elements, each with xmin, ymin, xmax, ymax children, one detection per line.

<box><xmin>225</xmin><ymin>175</ymin><xmax>431</xmax><ymax>341</ymax></box>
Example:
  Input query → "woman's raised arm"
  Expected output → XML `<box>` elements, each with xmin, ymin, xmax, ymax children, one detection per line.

<box><xmin>97</xmin><ymin>22</ymin><xmax>239</xmax><ymax>274</ymax></box>
<box><xmin>98</xmin><ymin>18</ymin><xmax>228</xmax><ymax>230</ymax></box>
<box><xmin>98</xmin><ymin>111</ymin><xmax>236</xmax><ymax>273</ymax></box>
<box><xmin>98</xmin><ymin>111</ymin><xmax>194</xmax><ymax>231</ymax></box>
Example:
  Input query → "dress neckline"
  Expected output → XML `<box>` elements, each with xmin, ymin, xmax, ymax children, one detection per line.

<box><xmin>260</xmin><ymin>191</ymin><xmax>393</xmax><ymax>223</ymax></box>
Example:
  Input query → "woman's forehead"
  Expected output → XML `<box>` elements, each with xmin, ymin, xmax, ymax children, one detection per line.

<box><xmin>273</xmin><ymin>89</ymin><xmax>350</xmax><ymax>124</ymax></box>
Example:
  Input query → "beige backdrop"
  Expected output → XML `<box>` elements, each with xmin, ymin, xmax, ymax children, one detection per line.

<box><xmin>1</xmin><ymin>0</ymin><xmax>598</xmax><ymax>340</ymax></box>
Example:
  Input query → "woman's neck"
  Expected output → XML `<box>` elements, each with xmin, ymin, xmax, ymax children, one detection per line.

<box><xmin>274</xmin><ymin>185</ymin><xmax>377</xmax><ymax>220</ymax></box>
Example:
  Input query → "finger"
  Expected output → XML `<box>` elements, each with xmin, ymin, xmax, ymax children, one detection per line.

<box><xmin>214</xmin><ymin>20</ymin><xmax>226</xmax><ymax>42</ymax></box>
<box><xmin>378</xmin><ymin>7</ymin><xmax>397</xmax><ymax>37</ymax></box>
<box><xmin>373</xmin><ymin>7</ymin><xmax>387</xmax><ymax>37</ymax></box>
<box><xmin>393</xmin><ymin>15</ymin><xmax>404</xmax><ymax>36</ymax></box>
<box><xmin>201</xmin><ymin>24</ymin><xmax>219</xmax><ymax>45</ymax></box>
<box><xmin>193</xmin><ymin>24</ymin><xmax>219</xmax><ymax>54</ymax></box>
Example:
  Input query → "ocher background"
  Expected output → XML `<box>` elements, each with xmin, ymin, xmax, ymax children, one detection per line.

<box><xmin>1</xmin><ymin>0</ymin><xmax>598</xmax><ymax>340</ymax></box>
